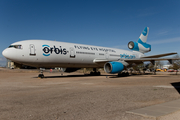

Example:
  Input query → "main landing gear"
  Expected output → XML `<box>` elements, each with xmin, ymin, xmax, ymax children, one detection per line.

<box><xmin>38</xmin><ymin>68</ymin><xmax>45</xmax><ymax>78</ymax></box>
<box><xmin>150</xmin><ymin>60</ymin><xmax>156</xmax><ymax>75</ymax></box>
<box><xmin>90</xmin><ymin>68</ymin><xmax>101</xmax><ymax>76</ymax></box>
<box><xmin>118</xmin><ymin>71</ymin><xmax>129</xmax><ymax>77</ymax></box>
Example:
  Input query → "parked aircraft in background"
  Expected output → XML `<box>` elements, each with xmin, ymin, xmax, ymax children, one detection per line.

<box><xmin>2</xmin><ymin>27</ymin><xmax>178</xmax><ymax>78</ymax></box>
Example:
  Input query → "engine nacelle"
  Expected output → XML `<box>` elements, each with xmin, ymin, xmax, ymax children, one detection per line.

<box><xmin>60</xmin><ymin>68</ymin><xmax>81</xmax><ymax>73</ymax></box>
<box><xmin>128</xmin><ymin>41</ymin><xmax>151</xmax><ymax>53</ymax></box>
<box><xmin>104</xmin><ymin>62</ymin><xmax>124</xmax><ymax>74</ymax></box>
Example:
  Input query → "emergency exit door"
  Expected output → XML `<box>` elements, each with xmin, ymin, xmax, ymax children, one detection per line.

<box><xmin>105</xmin><ymin>51</ymin><xmax>109</xmax><ymax>60</ymax></box>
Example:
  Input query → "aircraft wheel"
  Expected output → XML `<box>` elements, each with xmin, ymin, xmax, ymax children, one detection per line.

<box><xmin>90</xmin><ymin>72</ymin><xmax>101</xmax><ymax>76</ymax></box>
<box><xmin>125</xmin><ymin>72</ymin><xmax>129</xmax><ymax>76</ymax></box>
<box><xmin>118</xmin><ymin>73</ymin><xmax>122</xmax><ymax>77</ymax></box>
<box><xmin>90</xmin><ymin>72</ymin><xmax>94</xmax><ymax>75</ymax></box>
<box><xmin>38</xmin><ymin>74</ymin><xmax>44</xmax><ymax>78</ymax></box>
<box><xmin>97</xmin><ymin>72</ymin><xmax>101</xmax><ymax>76</ymax></box>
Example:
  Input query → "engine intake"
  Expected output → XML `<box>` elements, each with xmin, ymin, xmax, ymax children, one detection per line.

<box><xmin>104</xmin><ymin>62</ymin><xmax>124</xmax><ymax>74</ymax></box>
<box><xmin>128</xmin><ymin>41</ymin><xmax>151</xmax><ymax>53</ymax></box>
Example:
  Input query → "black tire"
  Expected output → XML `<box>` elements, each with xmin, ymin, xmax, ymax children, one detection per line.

<box><xmin>38</xmin><ymin>74</ymin><xmax>44</xmax><ymax>78</ymax></box>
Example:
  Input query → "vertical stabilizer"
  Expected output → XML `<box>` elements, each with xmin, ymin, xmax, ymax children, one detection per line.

<box><xmin>138</xmin><ymin>27</ymin><xmax>149</xmax><ymax>43</ymax></box>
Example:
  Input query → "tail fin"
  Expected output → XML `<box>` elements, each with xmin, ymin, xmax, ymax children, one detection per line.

<box><xmin>138</xmin><ymin>27</ymin><xmax>149</xmax><ymax>43</ymax></box>
<box><xmin>128</xmin><ymin>27</ymin><xmax>151</xmax><ymax>53</ymax></box>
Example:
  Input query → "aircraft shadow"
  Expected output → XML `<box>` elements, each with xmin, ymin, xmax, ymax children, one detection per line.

<box><xmin>34</xmin><ymin>72</ymin><xmax>157</xmax><ymax>79</ymax></box>
<box><xmin>171</xmin><ymin>82</ymin><xmax>180</xmax><ymax>94</ymax></box>
<box><xmin>34</xmin><ymin>74</ymin><xmax>115</xmax><ymax>78</ymax></box>
<box><xmin>109</xmin><ymin>73</ymin><xmax>153</xmax><ymax>78</ymax></box>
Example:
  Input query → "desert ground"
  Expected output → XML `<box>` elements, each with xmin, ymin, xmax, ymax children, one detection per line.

<box><xmin>0</xmin><ymin>68</ymin><xmax>180</xmax><ymax>120</ymax></box>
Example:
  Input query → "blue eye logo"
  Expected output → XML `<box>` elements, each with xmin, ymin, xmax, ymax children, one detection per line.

<box><xmin>42</xmin><ymin>44</ymin><xmax>67</xmax><ymax>56</ymax></box>
<box><xmin>42</xmin><ymin>45</ymin><xmax>50</xmax><ymax>56</ymax></box>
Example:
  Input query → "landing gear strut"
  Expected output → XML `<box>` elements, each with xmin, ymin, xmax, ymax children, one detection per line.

<box><xmin>38</xmin><ymin>68</ymin><xmax>45</xmax><ymax>78</ymax></box>
<box><xmin>153</xmin><ymin>69</ymin><xmax>156</xmax><ymax>75</ymax></box>
<box><xmin>150</xmin><ymin>60</ymin><xmax>156</xmax><ymax>75</ymax></box>
<box><xmin>90</xmin><ymin>68</ymin><xmax>101</xmax><ymax>76</ymax></box>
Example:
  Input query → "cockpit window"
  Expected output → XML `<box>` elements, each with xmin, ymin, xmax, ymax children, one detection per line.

<box><xmin>8</xmin><ymin>45</ymin><xmax>22</xmax><ymax>49</ymax></box>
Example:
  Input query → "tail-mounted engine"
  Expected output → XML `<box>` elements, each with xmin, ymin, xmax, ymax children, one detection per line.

<box><xmin>128</xmin><ymin>40</ymin><xmax>151</xmax><ymax>53</ymax></box>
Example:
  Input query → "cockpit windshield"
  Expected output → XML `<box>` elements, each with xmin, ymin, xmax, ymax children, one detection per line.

<box><xmin>8</xmin><ymin>45</ymin><xmax>22</xmax><ymax>49</ymax></box>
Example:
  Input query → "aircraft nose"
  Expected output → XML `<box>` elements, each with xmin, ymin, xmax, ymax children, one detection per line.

<box><xmin>2</xmin><ymin>49</ymin><xmax>9</xmax><ymax>59</ymax></box>
<box><xmin>2</xmin><ymin>48</ymin><xmax>22</xmax><ymax>61</ymax></box>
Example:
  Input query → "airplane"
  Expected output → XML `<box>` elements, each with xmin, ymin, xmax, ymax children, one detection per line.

<box><xmin>2</xmin><ymin>27</ymin><xmax>178</xmax><ymax>78</ymax></box>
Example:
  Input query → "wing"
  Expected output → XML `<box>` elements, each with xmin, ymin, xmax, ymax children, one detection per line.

<box><xmin>94</xmin><ymin>58</ymin><xmax>179</xmax><ymax>64</ymax></box>
<box><xmin>93</xmin><ymin>52</ymin><xmax>179</xmax><ymax>65</ymax></box>
<box><xmin>126</xmin><ymin>52</ymin><xmax>179</xmax><ymax>64</ymax></box>
<box><xmin>141</xmin><ymin>52</ymin><xmax>177</xmax><ymax>58</ymax></box>
<box><xmin>125</xmin><ymin>58</ymin><xmax>179</xmax><ymax>64</ymax></box>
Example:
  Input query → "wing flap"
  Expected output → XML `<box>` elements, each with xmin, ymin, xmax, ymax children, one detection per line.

<box><xmin>93</xmin><ymin>59</ymin><xmax>120</xmax><ymax>63</ymax></box>
<box><xmin>93</xmin><ymin>59</ymin><xmax>109</xmax><ymax>63</ymax></box>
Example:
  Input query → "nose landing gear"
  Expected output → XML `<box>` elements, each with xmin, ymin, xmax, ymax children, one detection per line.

<box><xmin>38</xmin><ymin>68</ymin><xmax>45</xmax><ymax>78</ymax></box>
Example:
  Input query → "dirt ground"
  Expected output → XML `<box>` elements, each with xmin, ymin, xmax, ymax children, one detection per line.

<box><xmin>0</xmin><ymin>68</ymin><xmax>180</xmax><ymax>120</ymax></box>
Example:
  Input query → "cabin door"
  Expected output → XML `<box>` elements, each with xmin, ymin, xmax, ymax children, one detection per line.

<box><xmin>30</xmin><ymin>44</ymin><xmax>36</xmax><ymax>56</ymax></box>
<box><xmin>70</xmin><ymin>47</ymin><xmax>75</xmax><ymax>58</ymax></box>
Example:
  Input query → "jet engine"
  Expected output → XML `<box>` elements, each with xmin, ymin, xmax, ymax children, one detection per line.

<box><xmin>128</xmin><ymin>41</ymin><xmax>151</xmax><ymax>53</ymax></box>
<box><xmin>104</xmin><ymin>62</ymin><xmax>124</xmax><ymax>74</ymax></box>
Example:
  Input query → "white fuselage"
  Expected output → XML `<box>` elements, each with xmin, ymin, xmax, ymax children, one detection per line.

<box><xmin>2</xmin><ymin>40</ymin><xmax>144</xmax><ymax>68</ymax></box>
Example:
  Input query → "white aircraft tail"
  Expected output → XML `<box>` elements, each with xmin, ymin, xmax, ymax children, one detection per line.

<box><xmin>128</xmin><ymin>27</ymin><xmax>151</xmax><ymax>53</ymax></box>
<box><xmin>139</xmin><ymin>27</ymin><xmax>149</xmax><ymax>43</ymax></box>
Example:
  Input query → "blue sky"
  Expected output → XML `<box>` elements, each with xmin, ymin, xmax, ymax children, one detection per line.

<box><xmin>0</xmin><ymin>0</ymin><xmax>180</xmax><ymax>66</ymax></box>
